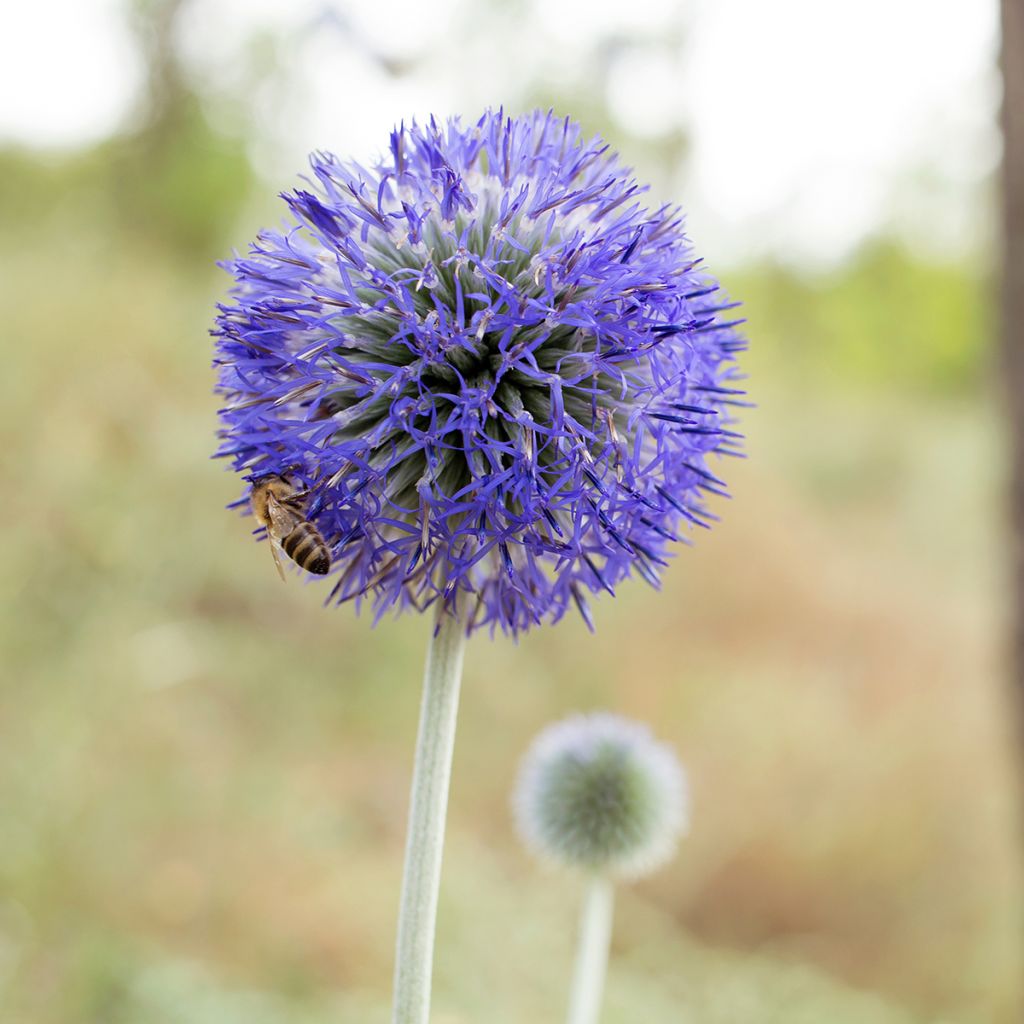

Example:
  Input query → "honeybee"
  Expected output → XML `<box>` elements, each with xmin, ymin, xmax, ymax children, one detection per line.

<box><xmin>249</xmin><ymin>473</ymin><xmax>331</xmax><ymax>579</ymax></box>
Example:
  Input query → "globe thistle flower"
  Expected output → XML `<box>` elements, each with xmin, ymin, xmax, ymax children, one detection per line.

<box><xmin>515</xmin><ymin>713</ymin><xmax>688</xmax><ymax>1024</ymax></box>
<box><xmin>213</xmin><ymin>109</ymin><xmax>747</xmax><ymax>636</ymax></box>
<box><xmin>514</xmin><ymin>712</ymin><xmax>688</xmax><ymax>880</ymax></box>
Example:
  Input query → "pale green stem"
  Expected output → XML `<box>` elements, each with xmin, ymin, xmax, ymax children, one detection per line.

<box><xmin>566</xmin><ymin>874</ymin><xmax>615</xmax><ymax>1024</ymax></box>
<box><xmin>391</xmin><ymin>608</ymin><xmax>466</xmax><ymax>1024</ymax></box>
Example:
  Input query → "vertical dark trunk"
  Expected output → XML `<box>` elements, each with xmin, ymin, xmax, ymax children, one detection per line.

<box><xmin>1003</xmin><ymin>0</ymin><xmax>1024</xmax><ymax>748</ymax></box>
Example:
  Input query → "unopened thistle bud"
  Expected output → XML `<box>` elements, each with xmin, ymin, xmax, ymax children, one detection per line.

<box><xmin>514</xmin><ymin>713</ymin><xmax>688</xmax><ymax>879</ymax></box>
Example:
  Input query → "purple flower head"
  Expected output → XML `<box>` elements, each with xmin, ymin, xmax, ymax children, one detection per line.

<box><xmin>213</xmin><ymin>110</ymin><xmax>747</xmax><ymax>636</ymax></box>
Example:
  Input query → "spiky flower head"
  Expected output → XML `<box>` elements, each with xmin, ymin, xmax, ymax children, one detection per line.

<box><xmin>513</xmin><ymin>713</ymin><xmax>688</xmax><ymax>879</ymax></box>
<box><xmin>213</xmin><ymin>110</ymin><xmax>746</xmax><ymax>636</ymax></box>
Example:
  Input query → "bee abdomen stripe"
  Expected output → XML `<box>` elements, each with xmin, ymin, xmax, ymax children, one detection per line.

<box><xmin>281</xmin><ymin>529</ymin><xmax>302</xmax><ymax>556</ymax></box>
<box><xmin>285</xmin><ymin>528</ymin><xmax>324</xmax><ymax>565</ymax></box>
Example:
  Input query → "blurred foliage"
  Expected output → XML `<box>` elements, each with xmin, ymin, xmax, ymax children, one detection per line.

<box><xmin>104</xmin><ymin>98</ymin><xmax>255</xmax><ymax>259</ymax></box>
<box><xmin>735</xmin><ymin>240</ymin><xmax>993</xmax><ymax>397</ymax></box>
<box><xmin>113</xmin><ymin>0</ymin><xmax>255</xmax><ymax>257</ymax></box>
<box><xmin>0</xmin><ymin>2</ymin><xmax>1019</xmax><ymax>1021</ymax></box>
<box><xmin>0</xmin><ymin>0</ymin><xmax>254</xmax><ymax>260</ymax></box>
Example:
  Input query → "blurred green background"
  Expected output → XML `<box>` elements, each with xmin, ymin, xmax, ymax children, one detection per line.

<box><xmin>1</xmin><ymin>1</ymin><xmax>1019</xmax><ymax>1021</ymax></box>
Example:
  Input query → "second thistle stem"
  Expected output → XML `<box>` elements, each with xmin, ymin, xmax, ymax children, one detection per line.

<box><xmin>567</xmin><ymin>874</ymin><xmax>615</xmax><ymax>1024</ymax></box>
<box><xmin>391</xmin><ymin>607</ymin><xmax>466</xmax><ymax>1024</ymax></box>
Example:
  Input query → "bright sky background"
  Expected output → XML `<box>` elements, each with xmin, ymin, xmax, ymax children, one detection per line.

<box><xmin>0</xmin><ymin>0</ymin><xmax>1000</xmax><ymax>267</ymax></box>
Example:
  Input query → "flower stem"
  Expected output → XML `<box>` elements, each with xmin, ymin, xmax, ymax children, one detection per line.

<box><xmin>566</xmin><ymin>875</ymin><xmax>615</xmax><ymax>1024</ymax></box>
<box><xmin>391</xmin><ymin>607</ymin><xmax>466</xmax><ymax>1024</ymax></box>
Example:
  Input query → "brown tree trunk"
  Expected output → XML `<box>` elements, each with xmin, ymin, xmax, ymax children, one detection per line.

<box><xmin>1003</xmin><ymin>0</ymin><xmax>1024</xmax><ymax>747</ymax></box>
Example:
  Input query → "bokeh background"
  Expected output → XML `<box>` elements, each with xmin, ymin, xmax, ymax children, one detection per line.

<box><xmin>2</xmin><ymin>1</ymin><xmax>1020</xmax><ymax>1021</ymax></box>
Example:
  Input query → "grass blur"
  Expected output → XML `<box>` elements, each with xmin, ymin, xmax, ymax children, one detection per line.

<box><xmin>1</xmin><ymin>59</ymin><xmax>1021</xmax><ymax>1024</ymax></box>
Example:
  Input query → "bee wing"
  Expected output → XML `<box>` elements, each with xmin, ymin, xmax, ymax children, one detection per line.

<box><xmin>266</xmin><ymin>490</ymin><xmax>302</xmax><ymax>536</ymax></box>
<box><xmin>265</xmin><ymin>491</ymin><xmax>301</xmax><ymax>582</ymax></box>
<box><xmin>268</xmin><ymin>534</ymin><xmax>286</xmax><ymax>582</ymax></box>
